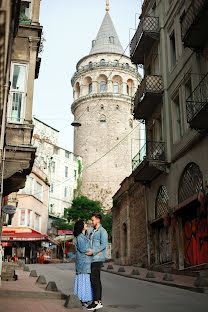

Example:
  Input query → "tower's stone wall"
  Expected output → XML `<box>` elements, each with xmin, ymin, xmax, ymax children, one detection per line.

<box><xmin>71</xmin><ymin>52</ymin><xmax>141</xmax><ymax>210</ymax></box>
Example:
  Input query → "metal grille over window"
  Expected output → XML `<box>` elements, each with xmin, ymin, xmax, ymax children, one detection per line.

<box><xmin>155</xmin><ymin>186</ymin><xmax>169</xmax><ymax>218</ymax></box>
<box><xmin>178</xmin><ymin>162</ymin><xmax>203</xmax><ymax>203</ymax></box>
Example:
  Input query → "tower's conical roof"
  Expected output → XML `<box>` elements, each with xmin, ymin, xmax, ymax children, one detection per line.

<box><xmin>89</xmin><ymin>12</ymin><xmax>123</xmax><ymax>55</ymax></box>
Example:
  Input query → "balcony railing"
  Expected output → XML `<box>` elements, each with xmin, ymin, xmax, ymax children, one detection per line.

<box><xmin>186</xmin><ymin>73</ymin><xmax>208</xmax><ymax>129</ymax></box>
<box><xmin>134</xmin><ymin>75</ymin><xmax>163</xmax><ymax>119</ymax></box>
<box><xmin>181</xmin><ymin>0</ymin><xmax>208</xmax><ymax>48</ymax></box>
<box><xmin>132</xmin><ymin>141</ymin><xmax>165</xmax><ymax>171</ymax></box>
<box><xmin>72</xmin><ymin>61</ymin><xmax>139</xmax><ymax>83</ymax></box>
<box><xmin>130</xmin><ymin>16</ymin><xmax>159</xmax><ymax>64</ymax></box>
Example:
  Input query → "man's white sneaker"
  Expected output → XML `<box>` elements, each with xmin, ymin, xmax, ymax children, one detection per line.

<box><xmin>96</xmin><ymin>302</ymin><xmax>103</xmax><ymax>309</ymax></box>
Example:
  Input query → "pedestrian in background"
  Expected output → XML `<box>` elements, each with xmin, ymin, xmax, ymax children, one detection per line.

<box><xmin>86</xmin><ymin>213</ymin><xmax>108</xmax><ymax>310</ymax></box>
<box><xmin>73</xmin><ymin>220</ymin><xmax>93</xmax><ymax>307</ymax></box>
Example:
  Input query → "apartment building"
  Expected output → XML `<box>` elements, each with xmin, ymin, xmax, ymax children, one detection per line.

<box><xmin>128</xmin><ymin>0</ymin><xmax>208</xmax><ymax>270</ymax></box>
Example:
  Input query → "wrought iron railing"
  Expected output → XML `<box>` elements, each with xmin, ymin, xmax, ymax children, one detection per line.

<box><xmin>130</xmin><ymin>16</ymin><xmax>159</xmax><ymax>59</ymax></box>
<box><xmin>134</xmin><ymin>75</ymin><xmax>163</xmax><ymax>105</ymax></box>
<box><xmin>132</xmin><ymin>141</ymin><xmax>165</xmax><ymax>171</ymax></box>
<box><xmin>186</xmin><ymin>73</ymin><xmax>208</xmax><ymax>122</ymax></box>
<box><xmin>72</xmin><ymin>61</ymin><xmax>139</xmax><ymax>83</ymax></box>
<box><xmin>181</xmin><ymin>0</ymin><xmax>207</xmax><ymax>40</ymax></box>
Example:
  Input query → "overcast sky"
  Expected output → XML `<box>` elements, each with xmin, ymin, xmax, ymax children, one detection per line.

<box><xmin>33</xmin><ymin>0</ymin><xmax>142</xmax><ymax>151</ymax></box>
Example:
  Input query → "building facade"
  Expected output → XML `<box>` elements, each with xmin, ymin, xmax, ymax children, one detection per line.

<box><xmin>32</xmin><ymin>117</ymin><xmax>82</xmax><ymax>219</ymax></box>
<box><xmin>130</xmin><ymin>0</ymin><xmax>208</xmax><ymax>270</ymax></box>
<box><xmin>71</xmin><ymin>10</ymin><xmax>141</xmax><ymax>211</ymax></box>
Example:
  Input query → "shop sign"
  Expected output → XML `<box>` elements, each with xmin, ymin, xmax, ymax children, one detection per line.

<box><xmin>1</xmin><ymin>242</ymin><xmax>12</xmax><ymax>247</ymax></box>
<box><xmin>42</xmin><ymin>241</ymin><xmax>49</xmax><ymax>248</ymax></box>
<box><xmin>58</xmin><ymin>230</ymin><xmax>73</xmax><ymax>235</ymax></box>
<box><xmin>2</xmin><ymin>205</ymin><xmax>17</xmax><ymax>215</ymax></box>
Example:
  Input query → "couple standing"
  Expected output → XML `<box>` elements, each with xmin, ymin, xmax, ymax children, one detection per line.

<box><xmin>73</xmin><ymin>213</ymin><xmax>108</xmax><ymax>310</ymax></box>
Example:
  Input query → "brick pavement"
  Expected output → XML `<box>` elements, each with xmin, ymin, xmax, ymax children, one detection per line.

<box><xmin>0</xmin><ymin>268</ymin><xmax>83</xmax><ymax>312</ymax></box>
<box><xmin>102</xmin><ymin>262</ymin><xmax>208</xmax><ymax>294</ymax></box>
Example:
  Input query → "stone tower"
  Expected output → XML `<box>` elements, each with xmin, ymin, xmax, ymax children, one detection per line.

<box><xmin>71</xmin><ymin>11</ymin><xmax>141</xmax><ymax>211</ymax></box>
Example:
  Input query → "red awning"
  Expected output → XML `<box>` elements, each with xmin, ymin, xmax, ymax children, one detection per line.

<box><xmin>2</xmin><ymin>230</ymin><xmax>47</xmax><ymax>242</ymax></box>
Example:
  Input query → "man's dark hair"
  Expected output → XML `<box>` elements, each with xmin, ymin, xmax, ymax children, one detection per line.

<box><xmin>73</xmin><ymin>220</ymin><xmax>84</xmax><ymax>237</ymax></box>
<box><xmin>92</xmin><ymin>213</ymin><xmax>102</xmax><ymax>221</ymax></box>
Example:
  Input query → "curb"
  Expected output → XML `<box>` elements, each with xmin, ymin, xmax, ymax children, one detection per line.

<box><xmin>0</xmin><ymin>289</ymin><xmax>66</xmax><ymax>299</ymax></box>
<box><xmin>101</xmin><ymin>269</ymin><xmax>206</xmax><ymax>294</ymax></box>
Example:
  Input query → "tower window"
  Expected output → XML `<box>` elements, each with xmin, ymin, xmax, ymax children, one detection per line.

<box><xmin>116</xmin><ymin>105</ymin><xmax>119</xmax><ymax>110</ymax></box>
<box><xmin>101</xmin><ymin>104</ymin><xmax>104</xmax><ymax>110</ymax></box>
<box><xmin>100</xmin><ymin>81</ymin><xmax>106</xmax><ymax>92</ymax></box>
<box><xmin>125</xmin><ymin>63</ymin><xmax>129</xmax><ymax>69</ymax></box>
<box><xmin>87</xmin><ymin>106</ymin><xmax>90</xmax><ymax>112</ymax></box>
<box><xmin>92</xmin><ymin>40</ymin><xmax>96</xmax><ymax>47</ymax></box>
<box><xmin>100</xmin><ymin>115</ymin><xmax>106</xmax><ymax>123</ymax></box>
<box><xmin>109</xmin><ymin>36</ymin><xmax>115</xmax><ymax>44</ymax></box>
<box><xmin>89</xmin><ymin>62</ymin><xmax>93</xmax><ymax>69</ymax></box>
<box><xmin>100</xmin><ymin>59</ymin><xmax>106</xmax><ymax>66</ymax></box>
<box><xmin>89</xmin><ymin>83</ymin><xmax>92</xmax><ymax>94</ymax></box>
<box><xmin>114</xmin><ymin>82</ymin><xmax>119</xmax><ymax>93</ymax></box>
<box><xmin>113</xmin><ymin>60</ymin><xmax>119</xmax><ymax>67</ymax></box>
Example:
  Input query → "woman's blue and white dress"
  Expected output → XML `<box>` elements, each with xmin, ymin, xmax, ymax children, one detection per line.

<box><xmin>74</xmin><ymin>233</ymin><xmax>93</xmax><ymax>302</ymax></box>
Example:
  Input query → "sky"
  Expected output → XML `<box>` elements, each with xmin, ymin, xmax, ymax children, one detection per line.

<box><xmin>33</xmin><ymin>0</ymin><xmax>143</xmax><ymax>151</ymax></box>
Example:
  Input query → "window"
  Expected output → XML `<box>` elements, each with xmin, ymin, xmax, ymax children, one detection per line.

<box><xmin>92</xmin><ymin>40</ymin><xmax>96</xmax><ymax>47</ymax></box>
<box><xmin>53</xmin><ymin>147</ymin><xmax>59</xmax><ymax>155</ymax></box>
<box><xmin>87</xmin><ymin>106</ymin><xmax>89</xmax><ymax>112</ymax></box>
<box><xmin>51</xmin><ymin>161</ymin><xmax>55</xmax><ymax>173</ymax></box>
<box><xmin>50</xmin><ymin>183</ymin><xmax>54</xmax><ymax>193</ymax></box>
<box><xmin>113</xmin><ymin>82</ymin><xmax>119</xmax><ymax>93</ymax></box>
<box><xmin>27</xmin><ymin>210</ymin><xmax>32</xmax><ymax>227</ymax></box>
<box><xmin>65</xmin><ymin>151</ymin><xmax>70</xmax><ymax>158</ymax></box>
<box><xmin>109</xmin><ymin>36</ymin><xmax>115</xmax><ymax>44</ymax></box>
<box><xmin>173</xmin><ymin>94</ymin><xmax>182</xmax><ymax>141</ymax></box>
<box><xmin>21</xmin><ymin>176</ymin><xmax>33</xmax><ymax>194</ymax></box>
<box><xmin>73</xmin><ymin>155</ymin><xmax>77</xmax><ymax>161</ymax></box>
<box><xmin>125</xmin><ymin>63</ymin><xmax>129</xmax><ymax>69</ymax></box>
<box><xmin>19</xmin><ymin>1</ymin><xmax>31</xmax><ymax>24</ymax></box>
<box><xmin>100</xmin><ymin>115</ymin><xmax>106</xmax><ymax>123</ymax></box>
<box><xmin>20</xmin><ymin>210</ymin><xmax>26</xmax><ymax>226</ymax></box>
<box><xmin>35</xmin><ymin>181</ymin><xmax>43</xmax><ymax>201</ymax></box>
<box><xmin>34</xmin><ymin>213</ymin><xmax>41</xmax><ymax>232</ymax></box>
<box><xmin>100</xmin><ymin>81</ymin><xmax>106</xmax><ymax>92</ymax></box>
<box><xmin>127</xmin><ymin>85</ymin><xmax>129</xmax><ymax>95</ymax></box>
<box><xmin>100</xmin><ymin>59</ymin><xmax>106</xmax><ymax>66</ymax></box>
<box><xmin>89</xmin><ymin>62</ymin><xmax>93</xmax><ymax>69</ymax></box>
<box><xmin>101</xmin><ymin>104</ymin><xmax>104</xmax><ymax>110</ymax></box>
<box><xmin>65</xmin><ymin>166</ymin><xmax>68</xmax><ymax>178</ymax></box>
<box><xmin>113</xmin><ymin>60</ymin><xmax>119</xmax><ymax>67</ymax></box>
<box><xmin>170</xmin><ymin>31</ymin><xmax>176</xmax><ymax>67</ymax></box>
<box><xmin>74</xmin><ymin>170</ymin><xmax>77</xmax><ymax>180</ymax></box>
<box><xmin>64</xmin><ymin>187</ymin><xmax>68</xmax><ymax>198</ymax></box>
<box><xmin>9</xmin><ymin>63</ymin><xmax>27</xmax><ymax>123</ymax></box>
<box><xmin>116</xmin><ymin>105</ymin><xmax>119</xmax><ymax>110</ymax></box>
<box><xmin>89</xmin><ymin>83</ymin><xmax>92</xmax><ymax>94</ymax></box>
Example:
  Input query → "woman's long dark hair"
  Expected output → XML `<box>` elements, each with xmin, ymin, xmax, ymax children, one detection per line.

<box><xmin>73</xmin><ymin>220</ymin><xmax>84</xmax><ymax>238</ymax></box>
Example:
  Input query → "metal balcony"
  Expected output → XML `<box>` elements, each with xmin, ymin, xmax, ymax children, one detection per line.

<box><xmin>132</xmin><ymin>141</ymin><xmax>166</xmax><ymax>183</ymax></box>
<box><xmin>186</xmin><ymin>73</ymin><xmax>208</xmax><ymax>130</ymax></box>
<box><xmin>130</xmin><ymin>16</ymin><xmax>160</xmax><ymax>64</ymax></box>
<box><xmin>181</xmin><ymin>0</ymin><xmax>208</xmax><ymax>49</ymax></box>
<box><xmin>133</xmin><ymin>75</ymin><xmax>163</xmax><ymax>120</ymax></box>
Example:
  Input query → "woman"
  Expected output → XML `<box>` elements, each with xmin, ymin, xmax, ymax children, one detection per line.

<box><xmin>73</xmin><ymin>220</ymin><xmax>93</xmax><ymax>306</ymax></box>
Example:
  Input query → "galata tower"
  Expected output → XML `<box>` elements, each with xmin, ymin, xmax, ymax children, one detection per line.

<box><xmin>71</xmin><ymin>5</ymin><xmax>141</xmax><ymax>211</ymax></box>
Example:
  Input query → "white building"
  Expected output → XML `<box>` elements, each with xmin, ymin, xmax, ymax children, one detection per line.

<box><xmin>32</xmin><ymin>117</ymin><xmax>82</xmax><ymax>218</ymax></box>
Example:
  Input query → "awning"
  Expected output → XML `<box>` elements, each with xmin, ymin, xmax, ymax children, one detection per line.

<box><xmin>2</xmin><ymin>231</ymin><xmax>46</xmax><ymax>242</ymax></box>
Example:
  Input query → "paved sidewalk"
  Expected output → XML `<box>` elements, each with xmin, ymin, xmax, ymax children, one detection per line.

<box><xmin>0</xmin><ymin>268</ymin><xmax>82</xmax><ymax>312</ymax></box>
<box><xmin>102</xmin><ymin>262</ymin><xmax>208</xmax><ymax>294</ymax></box>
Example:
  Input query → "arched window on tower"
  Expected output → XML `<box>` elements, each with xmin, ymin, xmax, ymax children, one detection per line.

<box><xmin>113</xmin><ymin>82</ymin><xmax>119</xmax><ymax>93</ymax></box>
<box><xmin>89</xmin><ymin>61</ymin><xmax>93</xmax><ymax>69</ymax></box>
<box><xmin>101</xmin><ymin>104</ymin><xmax>104</xmax><ymax>110</ymax></box>
<box><xmin>113</xmin><ymin>60</ymin><xmax>119</xmax><ymax>67</ymax></box>
<box><xmin>100</xmin><ymin>81</ymin><xmax>106</xmax><ymax>92</ymax></box>
<box><xmin>109</xmin><ymin>36</ymin><xmax>115</xmax><ymax>44</ymax></box>
<box><xmin>89</xmin><ymin>83</ymin><xmax>92</xmax><ymax>94</ymax></box>
<box><xmin>100</xmin><ymin>115</ymin><xmax>106</xmax><ymax>123</ymax></box>
<box><xmin>127</xmin><ymin>79</ymin><xmax>134</xmax><ymax>96</ymax></box>
<box><xmin>100</xmin><ymin>59</ymin><xmax>106</xmax><ymax>66</ymax></box>
<box><xmin>125</xmin><ymin>63</ymin><xmax>129</xmax><ymax>69</ymax></box>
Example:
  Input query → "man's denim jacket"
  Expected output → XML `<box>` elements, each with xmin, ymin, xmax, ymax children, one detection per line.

<box><xmin>91</xmin><ymin>225</ymin><xmax>108</xmax><ymax>262</ymax></box>
<box><xmin>75</xmin><ymin>233</ymin><xmax>92</xmax><ymax>274</ymax></box>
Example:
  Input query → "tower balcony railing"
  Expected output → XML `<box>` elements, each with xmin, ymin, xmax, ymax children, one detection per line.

<box><xmin>132</xmin><ymin>141</ymin><xmax>166</xmax><ymax>183</ymax></box>
<box><xmin>186</xmin><ymin>72</ymin><xmax>208</xmax><ymax>130</ymax></box>
<box><xmin>71</xmin><ymin>61</ymin><xmax>139</xmax><ymax>83</ymax></box>
<box><xmin>181</xmin><ymin>0</ymin><xmax>208</xmax><ymax>49</ymax></box>
<box><xmin>130</xmin><ymin>16</ymin><xmax>160</xmax><ymax>65</ymax></box>
<box><xmin>134</xmin><ymin>75</ymin><xmax>163</xmax><ymax>119</ymax></box>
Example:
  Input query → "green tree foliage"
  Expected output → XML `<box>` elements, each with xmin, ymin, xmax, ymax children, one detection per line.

<box><xmin>66</xmin><ymin>196</ymin><xmax>101</xmax><ymax>222</ymax></box>
<box><xmin>53</xmin><ymin>218</ymin><xmax>74</xmax><ymax>230</ymax></box>
<box><xmin>101</xmin><ymin>212</ymin><xmax>112</xmax><ymax>240</ymax></box>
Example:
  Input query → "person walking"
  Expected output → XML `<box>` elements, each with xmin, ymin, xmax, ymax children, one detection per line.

<box><xmin>73</xmin><ymin>220</ymin><xmax>93</xmax><ymax>307</ymax></box>
<box><xmin>86</xmin><ymin>213</ymin><xmax>108</xmax><ymax>310</ymax></box>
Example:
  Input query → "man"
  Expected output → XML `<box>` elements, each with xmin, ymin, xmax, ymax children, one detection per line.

<box><xmin>86</xmin><ymin>213</ymin><xmax>108</xmax><ymax>310</ymax></box>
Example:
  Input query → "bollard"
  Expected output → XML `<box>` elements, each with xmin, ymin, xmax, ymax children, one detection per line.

<box><xmin>163</xmin><ymin>273</ymin><xmax>174</xmax><ymax>281</ymax></box>
<box><xmin>107</xmin><ymin>265</ymin><xmax>113</xmax><ymax>270</ymax></box>
<box><xmin>30</xmin><ymin>270</ymin><xmax>38</xmax><ymax>277</ymax></box>
<box><xmin>118</xmin><ymin>267</ymin><xmax>125</xmax><ymax>273</ymax></box>
<box><xmin>131</xmin><ymin>269</ymin><xmax>140</xmax><ymax>275</ymax></box>
<box><xmin>146</xmin><ymin>271</ymin><xmax>155</xmax><ymax>278</ymax></box>
<box><xmin>36</xmin><ymin>275</ymin><xmax>47</xmax><ymax>284</ymax></box>
<box><xmin>23</xmin><ymin>266</ymin><xmax>30</xmax><ymax>272</ymax></box>
<box><xmin>194</xmin><ymin>277</ymin><xmax>208</xmax><ymax>287</ymax></box>
<box><xmin>45</xmin><ymin>281</ymin><xmax>58</xmax><ymax>292</ymax></box>
<box><xmin>64</xmin><ymin>294</ymin><xmax>82</xmax><ymax>309</ymax></box>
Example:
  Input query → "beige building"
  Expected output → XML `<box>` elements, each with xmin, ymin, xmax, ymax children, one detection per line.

<box><xmin>71</xmin><ymin>10</ymin><xmax>141</xmax><ymax>211</ymax></box>
<box><xmin>129</xmin><ymin>0</ymin><xmax>208</xmax><ymax>270</ymax></box>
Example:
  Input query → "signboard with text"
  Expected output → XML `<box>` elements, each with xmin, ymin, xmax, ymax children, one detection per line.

<box><xmin>2</xmin><ymin>205</ymin><xmax>16</xmax><ymax>215</ymax></box>
<box><xmin>58</xmin><ymin>230</ymin><xmax>73</xmax><ymax>235</ymax></box>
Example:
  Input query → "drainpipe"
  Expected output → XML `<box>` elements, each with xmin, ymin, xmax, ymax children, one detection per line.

<box><xmin>144</xmin><ymin>186</ymin><xmax>150</xmax><ymax>267</ymax></box>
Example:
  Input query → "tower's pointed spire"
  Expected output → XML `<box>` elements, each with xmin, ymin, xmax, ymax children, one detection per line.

<box><xmin>89</xmin><ymin>12</ymin><xmax>123</xmax><ymax>55</ymax></box>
